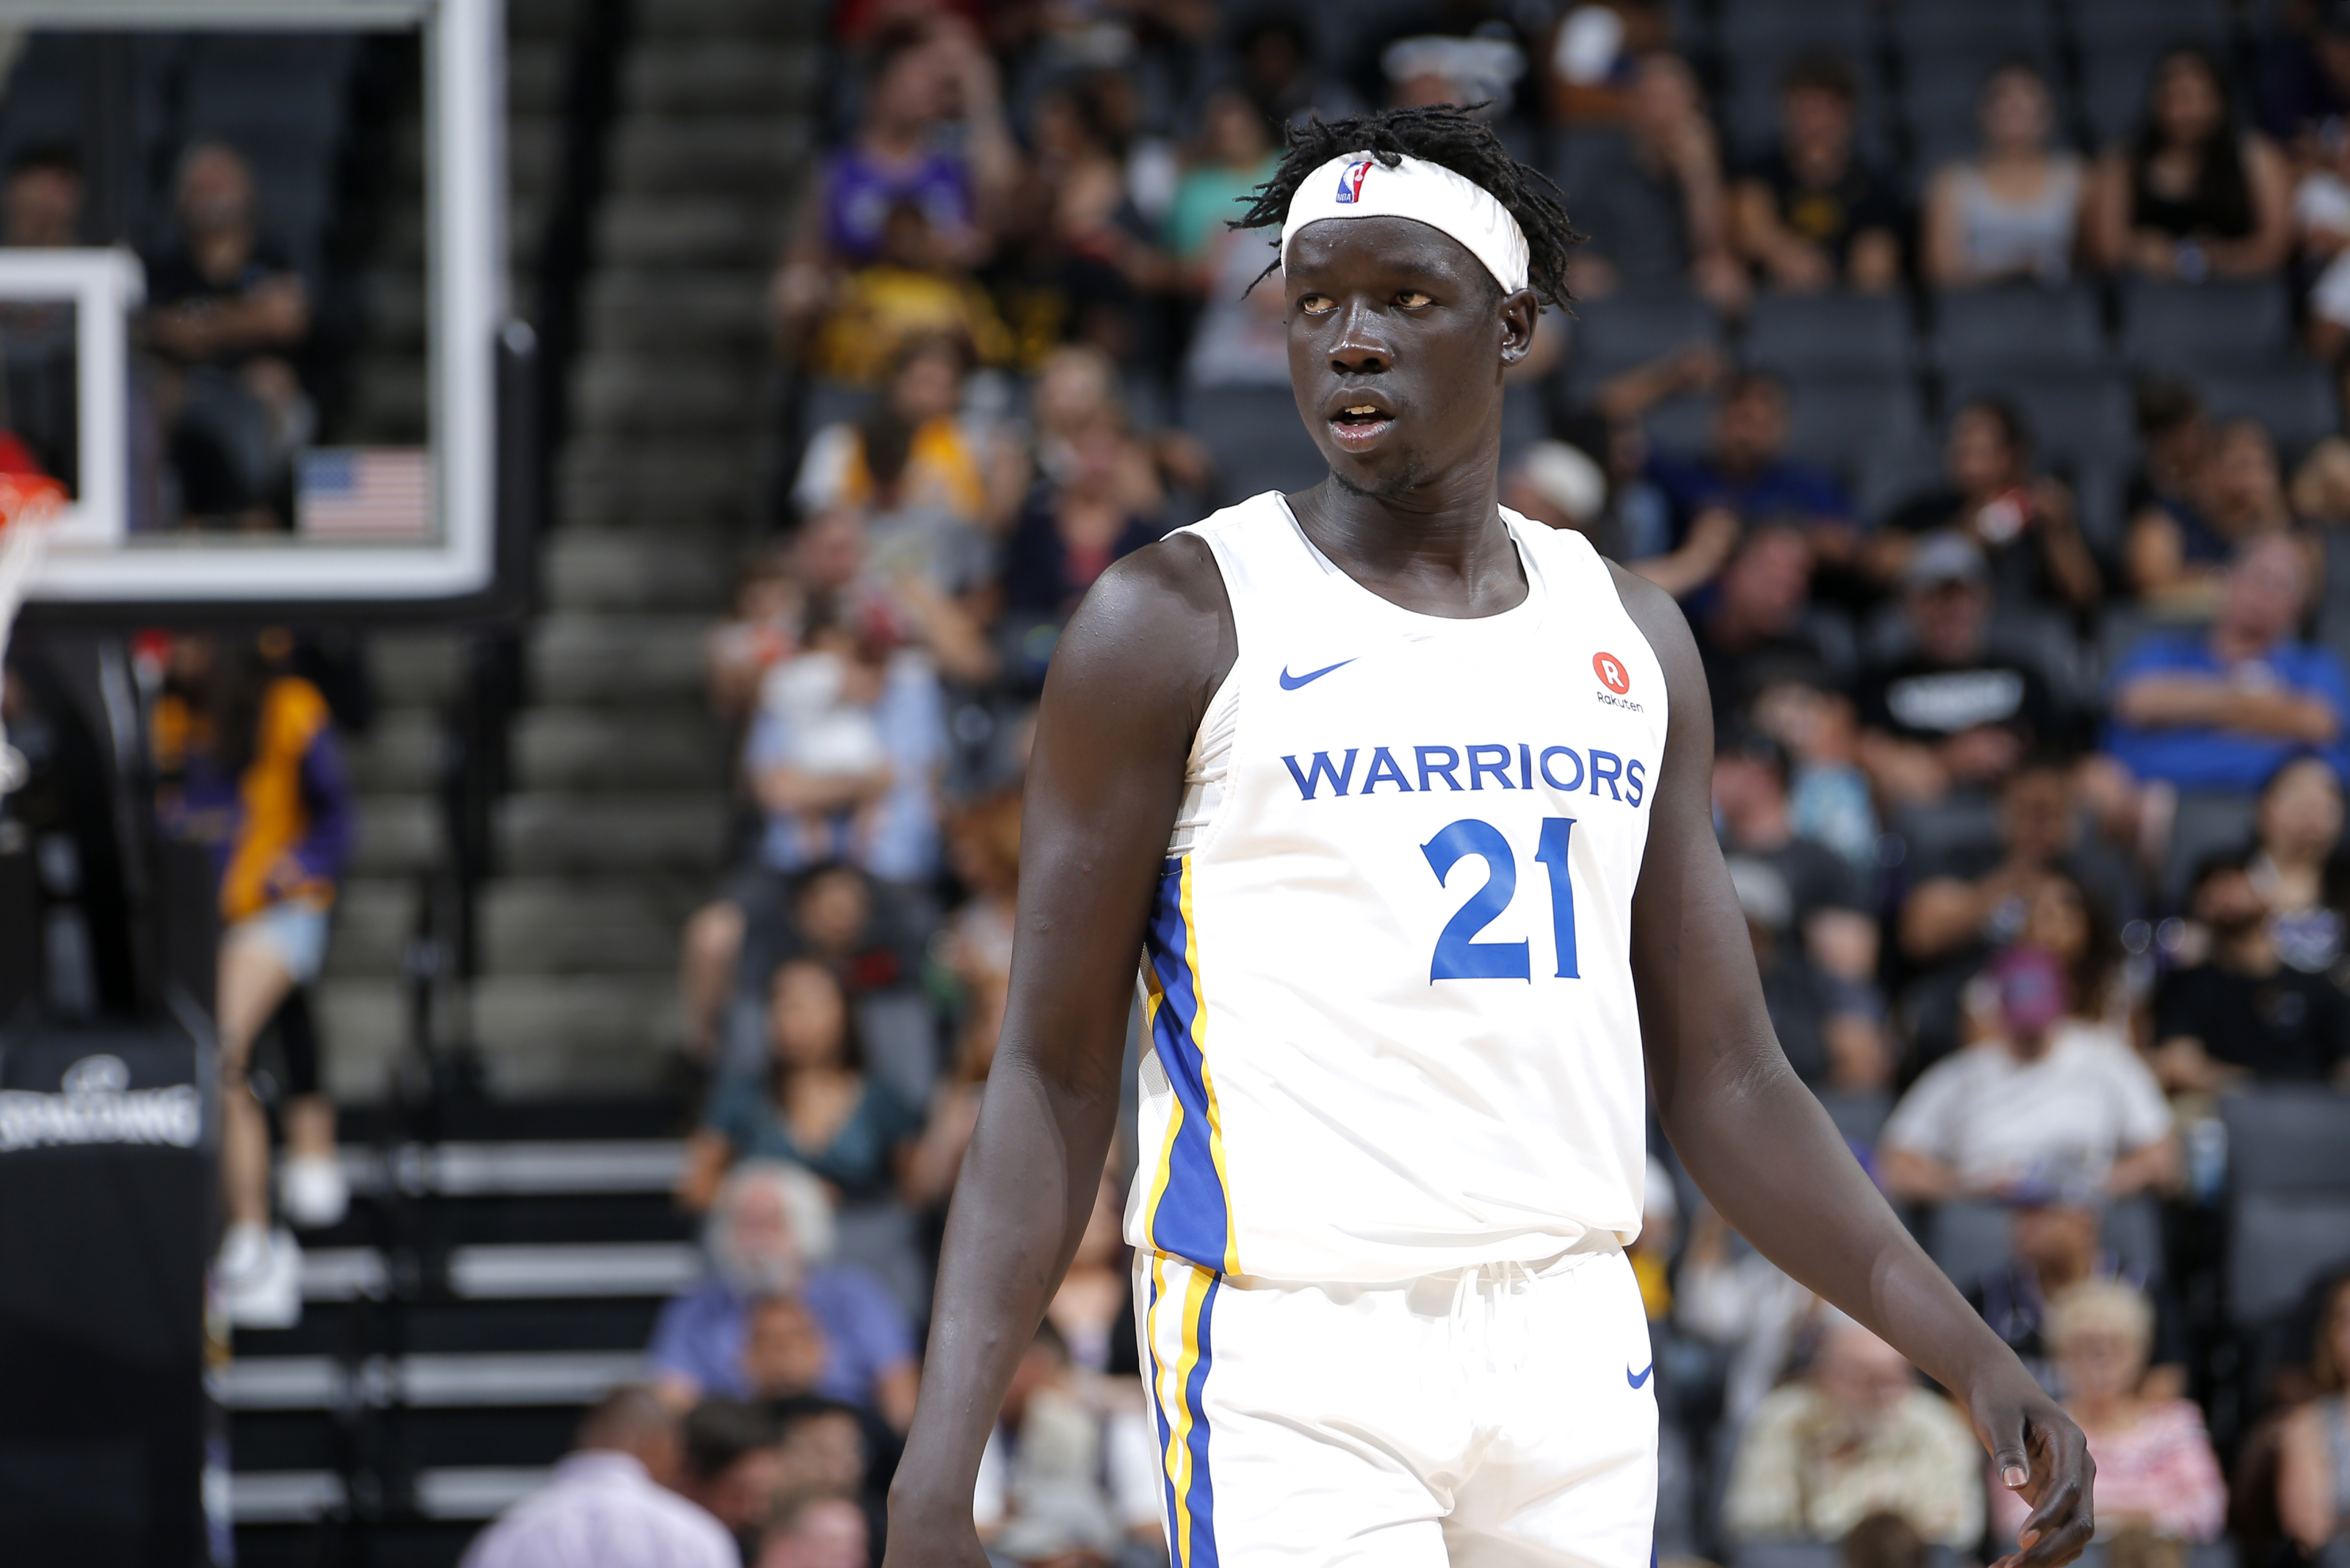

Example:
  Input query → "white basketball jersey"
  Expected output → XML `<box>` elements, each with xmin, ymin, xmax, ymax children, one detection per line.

<box><xmin>1126</xmin><ymin>492</ymin><xmax>1670</xmax><ymax>1284</ymax></box>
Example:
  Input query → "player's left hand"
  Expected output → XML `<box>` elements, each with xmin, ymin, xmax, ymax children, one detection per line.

<box><xmin>1972</xmin><ymin>1366</ymin><xmax>2094</xmax><ymax>1568</ymax></box>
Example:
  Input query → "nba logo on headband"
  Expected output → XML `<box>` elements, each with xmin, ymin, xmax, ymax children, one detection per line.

<box><xmin>1335</xmin><ymin>159</ymin><xmax>1373</xmax><ymax>204</ymax></box>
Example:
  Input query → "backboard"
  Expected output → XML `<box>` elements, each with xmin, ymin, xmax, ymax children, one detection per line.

<box><xmin>0</xmin><ymin>0</ymin><xmax>511</xmax><ymax>617</ymax></box>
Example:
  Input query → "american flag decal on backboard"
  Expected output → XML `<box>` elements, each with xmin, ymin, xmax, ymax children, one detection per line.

<box><xmin>297</xmin><ymin>448</ymin><xmax>430</xmax><ymax>539</ymax></box>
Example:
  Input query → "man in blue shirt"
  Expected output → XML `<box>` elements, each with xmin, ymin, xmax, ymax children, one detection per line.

<box><xmin>648</xmin><ymin>1160</ymin><xmax>919</xmax><ymax>1431</ymax></box>
<box><xmin>1638</xmin><ymin>372</ymin><xmax>1855</xmax><ymax>599</ymax></box>
<box><xmin>2103</xmin><ymin>532</ymin><xmax>2350</xmax><ymax>792</ymax></box>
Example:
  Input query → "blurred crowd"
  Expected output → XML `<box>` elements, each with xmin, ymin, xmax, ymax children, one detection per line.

<box><xmin>489</xmin><ymin>0</ymin><xmax>2350</xmax><ymax>1564</ymax></box>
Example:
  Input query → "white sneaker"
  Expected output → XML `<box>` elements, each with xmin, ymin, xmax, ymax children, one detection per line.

<box><xmin>280</xmin><ymin>1152</ymin><xmax>350</xmax><ymax>1230</ymax></box>
<box><xmin>218</xmin><ymin>1224</ymin><xmax>303</xmax><ymax>1329</ymax></box>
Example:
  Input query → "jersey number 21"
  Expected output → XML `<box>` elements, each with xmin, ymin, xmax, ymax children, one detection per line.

<box><xmin>1421</xmin><ymin>817</ymin><xmax>1579</xmax><ymax>983</ymax></box>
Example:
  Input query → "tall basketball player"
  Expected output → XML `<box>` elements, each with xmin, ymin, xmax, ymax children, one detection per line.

<box><xmin>886</xmin><ymin>106</ymin><xmax>2094</xmax><ymax>1567</ymax></box>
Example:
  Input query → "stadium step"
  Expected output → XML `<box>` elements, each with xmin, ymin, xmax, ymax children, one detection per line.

<box><xmin>527</xmin><ymin>613</ymin><xmax>710</xmax><ymax>701</ymax></box>
<box><xmin>555</xmin><ymin>438</ymin><xmax>759</xmax><ymax>528</ymax></box>
<box><xmin>495</xmin><ymin>792</ymin><xmax>731</xmax><ymax>872</ymax></box>
<box><xmin>571</xmin><ymin>347</ymin><xmax>766</xmax><ymax>434</ymax></box>
<box><xmin>634</xmin><ymin>0</ymin><xmax>824</xmax><ymax>40</ymax></box>
<box><xmin>580</xmin><ymin>268</ymin><xmax>766</xmax><ymax>351</ymax></box>
<box><xmin>228</xmin><ymin>1111</ymin><xmax>694</xmax><ymax>1552</ymax></box>
<box><xmin>510</xmin><ymin>707</ymin><xmax>729</xmax><ymax>792</ymax></box>
<box><xmin>621</xmin><ymin>40</ymin><xmax>820</xmax><ymax>111</ymax></box>
<box><xmin>542</xmin><ymin>526</ymin><xmax>734</xmax><ymax>611</ymax></box>
<box><xmin>477</xmin><ymin>875</ymin><xmax>710</xmax><ymax>974</ymax></box>
<box><xmin>324</xmin><ymin>878</ymin><xmax>422</xmax><ymax>980</ymax></box>
<box><xmin>607</xmin><ymin>114</ymin><xmax>811</xmax><ymax>193</ymax></box>
<box><xmin>348</xmin><ymin>793</ymin><xmax>444</xmax><ymax>878</ymax></box>
<box><xmin>594</xmin><ymin>195</ymin><xmax>776</xmax><ymax>267</ymax></box>
<box><xmin>344</xmin><ymin>704</ymin><xmax>441</xmax><ymax>793</ymax></box>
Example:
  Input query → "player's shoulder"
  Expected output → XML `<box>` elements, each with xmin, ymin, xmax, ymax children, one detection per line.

<box><xmin>1080</xmin><ymin>490</ymin><xmax>1301</xmax><ymax>626</ymax></box>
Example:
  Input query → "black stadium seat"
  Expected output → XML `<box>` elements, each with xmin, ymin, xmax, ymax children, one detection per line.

<box><xmin>2122</xmin><ymin>279</ymin><xmax>2295</xmax><ymax>371</ymax></box>
<box><xmin>2222</xmin><ymin>1089</ymin><xmax>2350</xmax><ymax>1324</ymax></box>
<box><xmin>1743</xmin><ymin>292</ymin><xmax>1911</xmax><ymax>380</ymax></box>
<box><xmin>1561</xmin><ymin>289</ymin><xmax>1721</xmax><ymax>397</ymax></box>
<box><xmin>1779</xmin><ymin>373</ymin><xmax>1926</xmax><ymax>477</ymax></box>
<box><xmin>1933</xmin><ymin>283</ymin><xmax>2106</xmax><ymax>375</ymax></box>
<box><xmin>1716</xmin><ymin>1</ymin><xmax>1885</xmax><ymax>162</ymax></box>
<box><xmin>2161</xmin><ymin>792</ymin><xmax>2257</xmax><ymax>907</ymax></box>
<box><xmin>2195</xmin><ymin>362</ymin><xmax>2345</xmax><ymax>456</ymax></box>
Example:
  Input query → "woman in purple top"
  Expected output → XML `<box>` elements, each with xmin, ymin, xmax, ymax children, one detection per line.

<box><xmin>773</xmin><ymin>20</ymin><xmax>1014</xmax><ymax>339</ymax></box>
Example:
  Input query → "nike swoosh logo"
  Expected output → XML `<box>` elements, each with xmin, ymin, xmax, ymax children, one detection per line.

<box><xmin>1627</xmin><ymin>1362</ymin><xmax>1654</xmax><ymax>1390</ymax></box>
<box><xmin>1279</xmin><ymin>659</ymin><xmax>1356</xmax><ymax>690</ymax></box>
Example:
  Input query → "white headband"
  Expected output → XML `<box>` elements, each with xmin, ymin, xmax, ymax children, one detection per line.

<box><xmin>1280</xmin><ymin>150</ymin><xmax>1530</xmax><ymax>295</ymax></box>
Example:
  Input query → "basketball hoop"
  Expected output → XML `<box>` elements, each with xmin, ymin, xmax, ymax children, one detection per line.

<box><xmin>0</xmin><ymin>474</ymin><xmax>69</xmax><ymax>798</ymax></box>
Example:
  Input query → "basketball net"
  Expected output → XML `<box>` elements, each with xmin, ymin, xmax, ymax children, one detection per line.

<box><xmin>0</xmin><ymin>474</ymin><xmax>68</xmax><ymax>798</ymax></box>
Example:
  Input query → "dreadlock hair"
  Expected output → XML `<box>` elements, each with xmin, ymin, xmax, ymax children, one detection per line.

<box><xmin>1229</xmin><ymin>104</ymin><xmax>1582</xmax><ymax>311</ymax></box>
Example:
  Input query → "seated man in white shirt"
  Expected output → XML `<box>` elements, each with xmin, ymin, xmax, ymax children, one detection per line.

<box><xmin>460</xmin><ymin>1387</ymin><xmax>737</xmax><ymax>1568</ymax></box>
<box><xmin>1881</xmin><ymin>944</ymin><xmax>2177</xmax><ymax>1204</ymax></box>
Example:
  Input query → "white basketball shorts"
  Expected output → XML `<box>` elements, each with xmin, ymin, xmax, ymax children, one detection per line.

<box><xmin>1135</xmin><ymin>1245</ymin><xmax>1658</xmax><ymax>1568</ymax></box>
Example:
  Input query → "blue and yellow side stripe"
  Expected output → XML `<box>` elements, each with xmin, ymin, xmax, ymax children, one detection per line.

<box><xmin>1146</xmin><ymin>1252</ymin><xmax>1221</xmax><ymax>1568</ymax></box>
<box><xmin>1140</xmin><ymin>854</ymin><xmax>1240</xmax><ymax>1276</ymax></box>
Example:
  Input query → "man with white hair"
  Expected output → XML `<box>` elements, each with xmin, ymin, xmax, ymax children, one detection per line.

<box><xmin>647</xmin><ymin>1160</ymin><xmax>919</xmax><ymax>1429</ymax></box>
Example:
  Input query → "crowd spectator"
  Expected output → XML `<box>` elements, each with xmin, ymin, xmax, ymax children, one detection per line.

<box><xmin>1168</xmin><ymin>87</ymin><xmax>1289</xmax><ymax>391</ymax></box>
<box><xmin>1630</xmin><ymin>372</ymin><xmax>1854</xmax><ymax>600</ymax></box>
<box><xmin>1856</xmin><ymin>534</ymin><xmax>2067</xmax><ymax>811</ymax></box>
<box><xmin>2093</xmin><ymin>48</ymin><xmax>2293</xmax><ymax>282</ymax></box>
<box><xmin>1881</xmin><ymin>940</ymin><xmax>2177</xmax><ymax>1204</ymax></box>
<box><xmin>153</xmin><ymin>632</ymin><xmax>354</xmax><ymax>1326</ymax></box>
<box><xmin>972</xmin><ymin>1324</ymin><xmax>1161</xmax><ymax>1565</ymax></box>
<box><xmin>676</xmin><ymin>1400</ymin><xmax>785</xmax><ymax>1560</ymax></box>
<box><xmin>1989</xmin><ymin>1281</ymin><xmax>2228</xmax><ymax>1544</ymax></box>
<box><xmin>1750</xmin><ymin>667</ymin><xmax>1879</xmax><ymax>876</ymax></box>
<box><xmin>2252</xmin><ymin>754</ymin><xmax>2350</xmax><ymax>972</ymax></box>
<box><xmin>756</xmin><ymin>1496</ymin><xmax>869</xmax><ymax>1568</ymax></box>
<box><xmin>2259</xmin><ymin>0</ymin><xmax>2350</xmax><ymax>159</ymax></box>
<box><xmin>142</xmin><ymin>142</ymin><xmax>312</xmax><ymax>528</ymax></box>
<box><xmin>3</xmin><ymin>142</ymin><xmax>79</xmax><ymax>248</ymax></box>
<box><xmin>1732</xmin><ymin>55</ymin><xmax>1904</xmax><ymax>295</ymax></box>
<box><xmin>2102</xmin><ymin>532</ymin><xmax>2350</xmax><ymax>798</ymax></box>
<box><xmin>2278</xmin><ymin>1272</ymin><xmax>2350</xmax><ymax>1562</ymax></box>
<box><xmin>1677</xmin><ymin>1202</ymin><xmax>1826</xmax><ymax>1432</ymax></box>
<box><xmin>1878</xmin><ymin>402</ymin><xmax>2100</xmax><ymax>617</ymax></box>
<box><xmin>682</xmin><ymin>959</ymin><xmax>922</xmax><ymax>1204</ymax></box>
<box><xmin>1923</xmin><ymin>64</ymin><xmax>2091</xmax><ymax>289</ymax></box>
<box><xmin>773</xmin><ymin>22</ymin><xmax>1016</xmax><ymax>355</ymax></box>
<box><xmin>792</xmin><ymin>334</ymin><xmax>1021</xmax><ymax>541</ymax></box>
<box><xmin>1721</xmin><ymin>1318</ymin><xmax>1984</xmax><ymax>1547</ymax></box>
<box><xmin>1685</xmin><ymin>523</ymin><xmax>1839</xmax><ymax>723</ymax></box>
<box><xmin>1714</xmin><ymin>726</ymin><xmax>1887</xmax><ymax>1088</ymax></box>
<box><xmin>1231</xmin><ymin>12</ymin><xmax>1362</xmax><ymax>130</ymax></box>
<box><xmin>747</xmin><ymin>594</ymin><xmax>947</xmax><ymax>893</ymax></box>
<box><xmin>0</xmin><ymin>145</ymin><xmax>83</xmax><ymax>488</ymax></box>
<box><xmin>2127</xmin><ymin>418</ymin><xmax>2302</xmax><ymax>610</ymax></box>
<box><xmin>460</xmin><ymin>1388</ymin><xmax>735</xmax><ymax>1568</ymax></box>
<box><xmin>2153</xmin><ymin>851</ymin><xmax>2350</xmax><ymax>1092</ymax></box>
<box><xmin>1560</xmin><ymin>51</ymin><xmax>1746</xmax><ymax>311</ymax></box>
<box><xmin>652</xmin><ymin>1160</ymin><xmax>919</xmax><ymax>1429</ymax></box>
<box><xmin>1965</xmin><ymin>1167</ymin><xmax>2190</xmax><ymax>1401</ymax></box>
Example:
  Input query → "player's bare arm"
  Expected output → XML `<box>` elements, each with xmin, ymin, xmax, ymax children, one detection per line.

<box><xmin>886</xmin><ymin>535</ymin><xmax>1234</xmax><ymax>1564</ymax></box>
<box><xmin>1615</xmin><ymin>565</ymin><xmax>2093</xmax><ymax>1568</ymax></box>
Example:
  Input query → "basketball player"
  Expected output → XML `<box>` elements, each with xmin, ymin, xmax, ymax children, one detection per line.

<box><xmin>886</xmin><ymin>106</ymin><xmax>2094</xmax><ymax>1567</ymax></box>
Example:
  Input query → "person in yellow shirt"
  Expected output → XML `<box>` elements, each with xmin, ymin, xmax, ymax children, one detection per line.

<box><xmin>153</xmin><ymin>632</ymin><xmax>354</xmax><ymax>1326</ymax></box>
